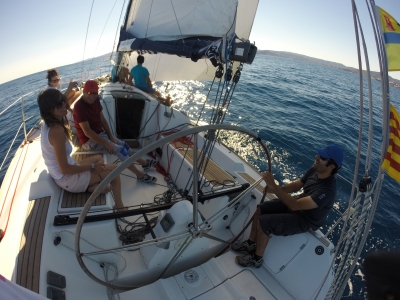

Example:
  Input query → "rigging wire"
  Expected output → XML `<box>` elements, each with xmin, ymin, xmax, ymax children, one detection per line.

<box><xmin>324</xmin><ymin>0</ymin><xmax>389</xmax><ymax>298</ymax></box>
<box><xmin>81</xmin><ymin>0</ymin><xmax>95</xmax><ymax>80</ymax></box>
<box><xmin>144</xmin><ymin>0</ymin><xmax>154</xmax><ymax>39</ymax></box>
<box><xmin>110</xmin><ymin>0</ymin><xmax>127</xmax><ymax>60</ymax></box>
<box><xmin>324</xmin><ymin>2</ymin><xmax>367</xmax><ymax>298</ymax></box>
<box><xmin>169</xmin><ymin>0</ymin><xmax>184</xmax><ymax>44</ymax></box>
<box><xmin>88</xmin><ymin>0</ymin><xmax>120</xmax><ymax>72</ymax></box>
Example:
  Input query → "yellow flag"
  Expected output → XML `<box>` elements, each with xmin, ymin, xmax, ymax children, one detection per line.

<box><xmin>382</xmin><ymin>104</ymin><xmax>400</xmax><ymax>182</ymax></box>
<box><xmin>376</xmin><ymin>6</ymin><xmax>400</xmax><ymax>71</ymax></box>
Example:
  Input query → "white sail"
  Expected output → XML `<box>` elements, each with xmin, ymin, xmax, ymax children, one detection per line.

<box><xmin>126</xmin><ymin>0</ymin><xmax>238</xmax><ymax>41</ymax></box>
<box><xmin>119</xmin><ymin>0</ymin><xmax>259</xmax><ymax>81</ymax></box>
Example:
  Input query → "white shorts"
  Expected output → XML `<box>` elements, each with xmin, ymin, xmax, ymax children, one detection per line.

<box><xmin>55</xmin><ymin>171</ymin><xmax>91</xmax><ymax>193</ymax></box>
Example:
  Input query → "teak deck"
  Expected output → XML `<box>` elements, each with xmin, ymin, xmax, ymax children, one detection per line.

<box><xmin>17</xmin><ymin>196</ymin><xmax>51</xmax><ymax>292</ymax></box>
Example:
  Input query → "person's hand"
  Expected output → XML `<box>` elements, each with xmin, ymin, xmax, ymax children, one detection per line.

<box><xmin>93</xmin><ymin>162</ymin><xmax>105</xmax><ymax>174</ymax></box>
<box><xmin>68</xmin><ymin>78</ymin><xmax>78</xmax><ymax>90</ymax></box>
<box><xmin>105</xmin><ymin>142</ymin><xmax>115</xmax><ymax>154</ymax></box>
<box><xmin>262</xmin><ymin>172</ymin><xmax>277</xmax><ymax>192</ymax></box>
<box><xmin>110</xmin><ymin>136</ymin><xmax>117</xmax><ymax>144</ymax></box>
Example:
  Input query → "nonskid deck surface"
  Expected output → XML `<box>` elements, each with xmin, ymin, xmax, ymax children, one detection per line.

<box><xmin>0</xmin><ymin>89</ymin><xmax>335</xmax><ymax>300</ymax></box>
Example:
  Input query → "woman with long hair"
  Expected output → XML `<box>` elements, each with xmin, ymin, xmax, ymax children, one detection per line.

<box><xmin>38</xmin><ymin>89</ymin><xmax>126</xmax><ymax>210</ymax></box>
<box><xmin>46</xmin><ymin>69</ymin><xmax>81</xmax><ymax>106</ymax></box>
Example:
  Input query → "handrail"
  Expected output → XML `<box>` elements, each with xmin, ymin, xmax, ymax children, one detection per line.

<box><xmin>0</xmin><ymin>88</ymin><xmax>40</xmax><ymax>178</ymax></box>
<box><xmin>0</xmin><ymin>116</ymin><xmax>36</xmax><ymax>174</ymax></box>
<box><xmin>0</xmin><ymin>90</ymin><xmax>37</xmax><ymax>116</ymax></box>
<box><xmin>0</xmin><ymin>123</ymin><xmax>24</xmax><ymax>171</ymax></box>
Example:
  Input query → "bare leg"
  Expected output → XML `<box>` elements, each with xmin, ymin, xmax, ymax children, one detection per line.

<box><xmin>79</xmin><ymin>154</ymin><xmax>103</xmax><ymax>166</ymax></box>
<box><xmin>109</xmin><ymin>171</ymin><xmax>125</xmax><ymax>209</ymax></box>
<box><xmin>249</xmin><ymin>207</ymin><xmax>270</xmax><ymax>257</ymax></box>
<box><xmin>153</xmin><ymin>91</ymin><xmax>162</xmax><ymax>98</ymax></box>
<box><xmin>249</xmin><ymin>207</ymin><xmax>261</xmax><ymax>242</ymax></box>
<box><xmin>88</xmin><ymin>164</ymin><xmax>126</xmax><ymax>209</ymax></box>
<box><xmin>127</xmin><ymin>164</ymin><xmax>145</xmax><ymax>179</ymax></box>
<box><xmin>254</xmin><ymin>221</ymin><xmax>270</xmax><ymax>257</ymax></box>
<box><xmin>128</xmin><ymin>151</ymin><xmax>149</xmax><ymax>167</ymax></box>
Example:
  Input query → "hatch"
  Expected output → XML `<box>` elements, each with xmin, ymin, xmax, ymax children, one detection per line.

<box><xmin>264</xmin><ymin>233</ymin><xmax>308</xmax><ymax>274</ymax></box>
<box><xmin>113</xmin><ymin>92</ymin><xmax>147</xmax><ymax>140</ymax></box>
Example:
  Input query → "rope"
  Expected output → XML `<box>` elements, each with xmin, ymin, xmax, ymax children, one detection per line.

<box><xmin>57</xmin><ymin>230</ymin><xmax>126</xmax><ymax>300</ymax></box>
<box><xmin>116</xmin><ymin>214</ymin><xmax>158</xmax><ymax>246</ymax></box>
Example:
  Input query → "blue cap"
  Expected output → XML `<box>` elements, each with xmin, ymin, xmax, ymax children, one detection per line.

<box><xmin>317</xmin><ymin>144</ymin><xmax>344</xmax><ymax>167</ymax></box>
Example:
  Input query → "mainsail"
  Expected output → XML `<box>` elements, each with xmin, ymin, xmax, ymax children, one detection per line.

<box><xmin>117</xmin><ymin>0</ymin><xmax>259</xmax><ymax>81</ymax></box>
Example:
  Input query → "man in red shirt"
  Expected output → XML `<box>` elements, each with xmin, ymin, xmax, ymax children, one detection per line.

<box><xmin>73</xmin><ymin>80</ymin><xmax>157</xmax><ymax>183</ymax></box>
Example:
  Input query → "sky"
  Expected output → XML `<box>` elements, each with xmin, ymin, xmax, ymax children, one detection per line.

<box><xmin>0</xmin><ymin>0</ymin><xmax>399</xmax><ymax>85</ymax></box>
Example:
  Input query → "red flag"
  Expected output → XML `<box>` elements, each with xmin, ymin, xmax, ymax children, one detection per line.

<box><xmin>382</xmin><ymin>104</ymin><xmax>400</xmax><ymax>182</ymax></box>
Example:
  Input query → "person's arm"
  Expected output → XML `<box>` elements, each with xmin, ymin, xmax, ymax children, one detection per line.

<box><xmin>280</xmin><ymin>179</ymin><xmax>303</xmax><ymax>193</ymax></box>
<box><xmin>49</xmin><ymin>125</ymin><xmax>105</xmax><ymax>174</ymax></box>
<box><xmin>64</xmin><ymin>79</ymin><xmax>78</xmax><ymax>97</ymax></box>
<box><xmin>127</xmin><ymin>72</ymin><xmax>134</xmax><ymax>86</ymax></box>
<box><xmin>121</xmin><ymin>68</ymin><xmax>134</xmax><ymax>86</ymax></box>
<box><xmin>262</xmin><ymin>171</ymin><xmax>318</xmax><ymax>211</ymax></box>
<box><xmin>145</xmin><ymin>76</ymin><xmax>153</xmax><ymax>88</ymax></box>
<box><xmin>100</xmin><ymin>112</ymin><xmax>117</xmax><ymax>144</ymax></box>
<box><xmin>78</xmin><ymin>120</ymin><xmax>115</xmax><ymax>153</ymax></box>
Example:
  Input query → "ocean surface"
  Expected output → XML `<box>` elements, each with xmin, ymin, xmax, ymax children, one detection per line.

<box><xmin>1</xmin><ymin>53</ymin><xmax>399</xmax><ymax>299</ymax></box>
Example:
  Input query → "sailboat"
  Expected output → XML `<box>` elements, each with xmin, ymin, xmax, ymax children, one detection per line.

<box><xmin>0</xmin><ymin>0</ymin><xmax>394</xmax><ymax>299</ymax></box>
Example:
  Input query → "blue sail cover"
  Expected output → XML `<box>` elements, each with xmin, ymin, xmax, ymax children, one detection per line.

<box><xmin>118</xmin><ymin>28</ymin><xmax>222</xmax><ymax>66</ymax></box>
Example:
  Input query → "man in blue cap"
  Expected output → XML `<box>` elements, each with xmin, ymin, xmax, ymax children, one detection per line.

<box><xmin>233</xmin><ymin>144</ymin><xmax>344</xmax><ymax>268</ymax></box>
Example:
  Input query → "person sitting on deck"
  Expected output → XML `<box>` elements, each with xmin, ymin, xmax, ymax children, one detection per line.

<box><xmin>37</xmin><ymin>89</ymin><xmax>126</xmax><ymax>210</ymax></box>
<box><xmin>111</xmin><ymin>65</ymin><xmax>133</xmax><ymax>86</ymax></box>
<box><xmin>46</xmin><ymin>69</ymin><xmax>81</xmax><ymax>106</ymax></box>
<box><xmin>233</xmin><ymin>144</ymin><xmax>344</xmax><ymax>268</ymax></box>
<box><xmin>131</xmin><ymin>55</ymin><xmax>171</xmax><ymax>106</ymax></box>
<box><xmin>73</xmin><ymin>80</ymin><xmax>157</xmax><ymax>184</ymax></box>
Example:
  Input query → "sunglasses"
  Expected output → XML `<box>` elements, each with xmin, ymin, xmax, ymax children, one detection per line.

<box><xmin>51</xmin><ymin>78</ymin><xmax>61</xmax><ymax>83</ymax></box>
<box><xmin>86</xmin><ymin>91</ymin><xmax>98</xmax><ymax>95</ymax></box>
<box><xmin>55</xmin><ymin>97</ymin><xmax>66</xmax><ymax>108</ymax></box>
<box><xmin>318</xmin><ymin>155</ymin><xmax>329</xmax><ymax>161</ymax></box>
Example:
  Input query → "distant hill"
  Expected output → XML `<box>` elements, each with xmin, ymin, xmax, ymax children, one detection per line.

<box><xmin>258</xmin><ymin>50</ymin><xmax>400</xmax><ymax>88</ymax></box>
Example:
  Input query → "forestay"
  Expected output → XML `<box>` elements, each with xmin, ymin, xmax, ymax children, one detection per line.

<box><xmin>118</xmin><ymin>0</ymin><xmax>259</xmax><ymax>81</ymax></box>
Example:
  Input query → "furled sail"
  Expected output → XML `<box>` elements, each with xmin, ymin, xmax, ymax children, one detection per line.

<box><xmin>117</xmin><ymin>0</ymin><xmax>259</xmax><ymax>81</ymax></box>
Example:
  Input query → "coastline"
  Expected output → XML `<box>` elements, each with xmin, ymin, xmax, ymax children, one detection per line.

<box><xmin>258</xmin><ymin>50</ymin><xmax>400</xmax><ymax>89</ymax></box>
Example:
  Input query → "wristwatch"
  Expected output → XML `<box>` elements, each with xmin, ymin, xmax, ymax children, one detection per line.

<box><xmin>91</xmin><ymin>163</ymin><xmax>95</xmax><ymax>172</ymax></box>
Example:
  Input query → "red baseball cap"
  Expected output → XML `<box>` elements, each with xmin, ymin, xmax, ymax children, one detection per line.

<box><xmin>84</xmin><ymin>80</ymin><xmax>98</xmax><ymax>93</ymax></box>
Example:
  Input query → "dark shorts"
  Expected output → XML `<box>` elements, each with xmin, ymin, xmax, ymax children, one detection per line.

<box><xmin>137</xmin><ymin>86</ymin><xmax>156</xmax><ymax>94</ymax></box>
<box><xmin>258</xmin><ymin>199</ymin><xmax>310</xmax><ymax>236</ymax></box>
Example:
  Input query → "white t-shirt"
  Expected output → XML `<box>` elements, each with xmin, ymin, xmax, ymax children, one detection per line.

<box><xmin>41</xmin><ymin>122</ymin><xmax>76</xmax><ymax>180</ymax></box>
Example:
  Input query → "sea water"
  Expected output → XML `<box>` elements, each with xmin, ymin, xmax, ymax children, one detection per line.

<box><xmin>0</xmin><ymin>53</ymin><xmax>399</xmax><ymax>299</ymax></box>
